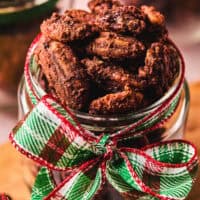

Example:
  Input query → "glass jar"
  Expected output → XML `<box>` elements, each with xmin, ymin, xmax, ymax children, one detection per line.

<box><xmin>0</xmin><ymin>0</ymin><xmax>57</xmax><ymax>93</ymax></box>
<box><xmin>17</xmin><ymin>36</ymin><xmax>190</xmax><ymax>199</ymax></box>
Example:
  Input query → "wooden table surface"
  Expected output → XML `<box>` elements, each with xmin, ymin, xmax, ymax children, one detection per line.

<box><xmin>0</xmin><ymin>82</ymin><xmax>200</xmax><ymax>200</ymax></box>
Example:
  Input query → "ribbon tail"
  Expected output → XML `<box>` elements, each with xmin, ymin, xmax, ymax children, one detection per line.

<box><xmin>106</xmin><ymin>151</ymin><xmax>148</xmax><ymax>199</ymax></box>
<box><xmin>118</xmin><ymin>140</ymin><xmax>198</xmax><ymax>200</ymax></box>
<box><xmin>35</xmin><ymin>158</ymin><xmax>105</xmax><ymax>200</ymax></box>
<box><xmin>31</xmin><ymin>167</ymin><xmax>56</xmax><ymax>200</ymax></box>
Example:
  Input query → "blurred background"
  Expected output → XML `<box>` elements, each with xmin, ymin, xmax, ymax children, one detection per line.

<box><xmin>0</xmin><ymin>0</ymin><xmax>200</xmax><ymax>143</ymax></box>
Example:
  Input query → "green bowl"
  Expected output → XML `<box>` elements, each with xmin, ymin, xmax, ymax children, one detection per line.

<box><xmin>0</xmin><ymin>0</ymin><xmax>57</xmax><ymax>25</ymax></box>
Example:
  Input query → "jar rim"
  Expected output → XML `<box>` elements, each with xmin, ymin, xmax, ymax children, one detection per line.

<box><xmin>28</xmin><ymin>37</ymin><xmax>184</xmax><ymax>123</ymax></box>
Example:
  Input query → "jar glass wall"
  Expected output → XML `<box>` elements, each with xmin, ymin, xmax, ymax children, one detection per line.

<box><xmin>18</xmin><ymin>80</ymin><xmax>190</xmax><ymax>199</ymax></box>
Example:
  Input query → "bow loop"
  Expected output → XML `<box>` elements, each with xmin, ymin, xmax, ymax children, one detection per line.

<box><xmin>10</xmin><ymin>95</ymin><xmax>104</xmax><ymax>171</ymax></box>
<box><xmin>32</xmin><ymin>159</ymin><xmax>105</xmax><ymax>200</ymax></box>
<box><xmin>142</xmin><ymin>140</ymin><xmax>198</xmax><ymax>167</ymax></box>
<box><xmin>111</xmin><ymin>141</ymin><xmax>198</xmax><ymax>200</ymax></box>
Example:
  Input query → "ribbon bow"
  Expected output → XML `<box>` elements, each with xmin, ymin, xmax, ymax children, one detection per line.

<box><xmin>9</xmin><ymin>35</ymin><xmax>198</xmax><ymax>200</ymax></box>
<box><xmin>10</xmin><ymin>95</ymin><xmax>198</xmax><ymax>200</ymax></box>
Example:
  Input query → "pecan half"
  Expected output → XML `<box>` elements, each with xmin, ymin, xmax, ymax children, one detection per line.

<box><xmin>87</xmin><ymin>32</ymin><xmax>145</xmax><ymax>60</ymax></box>
<box><xmin>139</xmin><ymin>41</ymin><xmax>179</xmax><ymax>93</ymax></box>
<box><xmin>82</xmin><ymin>56</ymin><xmax>146</xmax><ymax>93</ymax></box>
<box><xmin>95</xmin><ymin>6</ymin><xmax>147</xmax><ymax>35</ymax></box>
<box><xmin>41</xmin><ymin>12</ymin><xmax>96</xmax><ymax>42</ymax></box>
<box><xmin>89</xmin><ymin>87</ymin><xmax>144</xmax><ymax>115</ymax></box>
<box><xmin>34</xmin><ymin>37</ymin><xmax>90</xmax><ymax>110</ymax></box>
<box><xmin>88</xmin><ymin>0</ymin><xmax>122</xmax><ymax>13</ymax></box>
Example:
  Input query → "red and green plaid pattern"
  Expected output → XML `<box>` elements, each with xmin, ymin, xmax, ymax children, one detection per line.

<box><xmin>13</xmin><ymin>96</ymin><xmax>103</xmax><ymax>170</ymax></box>
<box><xmin>9</xmin><ymin>35</ymin><xmax>199</xmax><ymax>200</ymax></box>
<box><xmin>10</xmin><ymin>95</ymin><xmax>198</xmax><ymax>200</ymax></box>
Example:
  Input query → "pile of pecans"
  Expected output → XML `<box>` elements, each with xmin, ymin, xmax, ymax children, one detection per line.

<box><xmin>34</xmin><ymin>0</ymin><xmax>179</xmax><ymax>115</ymax></box>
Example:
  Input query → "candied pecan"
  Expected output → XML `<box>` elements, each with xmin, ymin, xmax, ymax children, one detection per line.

<box><xmin>65</xmin><ymin>9</ymin><xmax>97</xmax><ymax>28</ymax></box>
<box><xmin>141</xmin><ymin>5</ymin><xmax>165</xmax><ymax>26</ymax></box>
<box><xmin>82</xmin><ymin>57</ymin><xmax>145</xmax><ymax>92</ymax></box>
<box><xmin>40</xmin><ymin>12</ymin><xmax>96</xmax><ymax>42</ymax></box>
<box><xmin>66</xmin><ymin>9</ymin><xmax>92</xmax><ymax>22</ymax></box>
<box><xmin>138</xmin><ymin>5</ymin><xmax>168</xmax><ymax>45</ymax></box>
<box><xmin>88</xmin><ymin>0</ymin><xmax>122</xmax><ymax>13</ymax></box>
<box><xmin>87</xmin><ymin>32</ymin><xmax>145</xmax><ymax>60</ymax></box>
<box><xmin>34</xmin><ymin>37</ymin><xmax>90</xmax><ymax>110</ymax></box>
<box><xmin>95</xmin><ymin>6</ymin><xmax>146</xmax><ymax>35</ymax></box>
<box><xmin>89</xmin><ymin>87</ymin><xmax>144</xmax><ymax>115</ymax></box>
<box><xmin>138</xmin><ymin>41</ymin><xmax>179</xmax><ymax>91</ymax></box>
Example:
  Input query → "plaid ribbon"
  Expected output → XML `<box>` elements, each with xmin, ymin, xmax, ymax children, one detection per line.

<box><xmin>9</xmin><ymin>35</ymin><xmax>198</xmax><ymax>200</ymax></box>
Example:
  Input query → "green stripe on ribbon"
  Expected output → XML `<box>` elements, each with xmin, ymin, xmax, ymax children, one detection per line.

<box><xmin>32</xmin><ymin>161</ymin><xmax>104</xmax><ymax>200</ymax></box>
<box><xmin>106</xmin><ymin>153</ymin><xmax>143</xmax><ymax>192</ymax></box>
<box><xmin>31</xmin><ymin>167</ymin><xmax>55</xmax><ymax>199</ymax></box>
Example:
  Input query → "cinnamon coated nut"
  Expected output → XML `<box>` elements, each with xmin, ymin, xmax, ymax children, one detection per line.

<box><xmin>34</xmin><ymin>37</ymin><xmax>90</xmax><ymax>110</ymax></box>
<box><xmin>95</xmin><ymin>6</ymin><xmax>147</xmax><ymax>35</ymax></box>
<box><xmin>65</xmin><ymin>9</ymin><xmax>97</xmax><ymax>29</ymax></box>
<box><xmin>139</xmin><ymin>5</ymin><xmax>168</xmax><ymax>45</ymax></box>
<box><xmin>41</xmin><ymin>12</ymin><xmax>96</xmax><ymax>43</ymax></box>
<box><xmin>89</xmin><ymin>87</ymin><xmax>144</xmax><ymax>115</ymax></box>
<box><xmin>88</xmin><ymin>0</ymin><xmax>122</xmax><ymax>13</ymax></box>
<box><xmin>139</xmin><ymin>41</ymin><xmax>179</xmax><ymax>91</ymax></box>
<box><xmin>82</xmin><ymin>56</ymin><xmax>145</xmax><ymax>93</ymax></box>
<box><xmin>86</xmin><ymin>32</ymin><xmax>146</xmax><ymax>60</ymax></box>
<box><xmin>65</xmin><ymin>9</ymin><xmax>93</xmax><ymax>22</ymax></box>
<box><xmin>141</xmin><ymin>5</ymin><xmax>165</xmax><ymax>26</ymax></box>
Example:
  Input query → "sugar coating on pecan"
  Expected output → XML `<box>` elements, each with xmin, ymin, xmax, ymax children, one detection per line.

<box><xmin>65</xmin><ymin>9</ymin><xmax>97</xmax><ymax>28</ymax></box>
<box><xmin>141</xmin><ymin>5</ymin><xmax>165</xmax><ymax>26</ymax></box>
<box><xmin>95</xmin><ymin>6</ymin><xmax>147</xmax><ymax>35</ymax></box>
<box><xmin>34</xmin><ymin>37</ymin><xmax>90</xmax><ymax>110</ymax></box>
<box><xmin>139</xmin><ymin>42</ymin><xmax>179</xmax><ymax>92</ymax></box>
<box><xmin>138</xmin><ymin>5</ymin><xmax>168</xmax><ymax>45</ymax></box>
<box><xmin>40</xmin><ymin>12</ymin><xmax>96</xmax><ymax>42</ymax></box>
<box><xmin>86</xmin><ymin>32</ymin><xmax>146</xmax><ymax>60</ymax></box>
<box><xmin>89</xmin><ymin>87</ymin><xmax>144</xmax><ymax>115</ymax></box>
<box><xmin>66</xmin><ymin>9</ymin><xmax>92</xmax><ymax>22</ymax></box>
<box><xmin>82</xmin><ymin>57</ymin><xmax>145</xmax><ymax>93</ymax></box>
<box><xmin>88</xmin><ymin>0</ymin><xmax>122</xmax><ymax>13</ymax></box>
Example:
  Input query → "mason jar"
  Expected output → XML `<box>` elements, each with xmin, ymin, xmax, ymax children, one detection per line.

<box><xmin>17</xmin><ymin>35</ymin><xmax>189</xmax><ymax>199</ymax></box>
